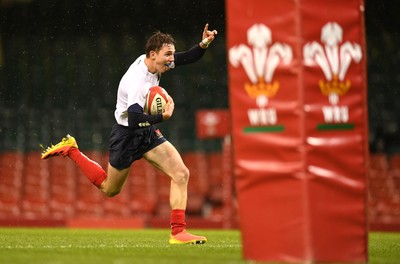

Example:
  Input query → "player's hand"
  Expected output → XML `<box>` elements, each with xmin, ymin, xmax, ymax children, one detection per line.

<box><xmin>200</xmin><ymin>23</ymin><xmax>218</xmax><ymax>48</ymax></box>
<box><xmin>162</xmin><ymin>96</ymin><xmax>175</xmax><ymax>120</ymax></box>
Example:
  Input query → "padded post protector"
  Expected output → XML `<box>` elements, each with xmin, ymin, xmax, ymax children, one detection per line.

<box><xmin>226</xmin><ymin>0</ymin><xmax>368</xmax><ymax>262</ymax></box>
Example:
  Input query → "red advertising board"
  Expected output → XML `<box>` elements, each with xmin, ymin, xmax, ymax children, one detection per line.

<box><xmin>196</xmin><ymin>109</ymin><xmax>230</xmax><ymax>139</ymax></box>
<box><xmin>226</xmin><ymin>0</ymin><xmax>368</xmax><ymax>262</ymax></box>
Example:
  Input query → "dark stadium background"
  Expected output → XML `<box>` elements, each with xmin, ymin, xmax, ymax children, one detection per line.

<box><xmin>0</xmin><ymin>0</ymin><xmax>227</xmax><ymax>153</ymax></box>
<box><xmin>0</xmin><ymin>0</ymin><xmax>398</xmax><ymax>155</ymax></box>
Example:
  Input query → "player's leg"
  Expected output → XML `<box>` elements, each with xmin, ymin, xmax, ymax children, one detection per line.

<box><xmin>41</xmin><ymin>134</ymin><xmax>130</xmax><ymax>197</ymax></box>
<box><xmin>144</xmin><ymin>141</ymin><xmax>207</xmax><ymax>244</ymax></box>
<box><xmin>145</xmin><ymin>141</ymin><xmax>188</xmax><ymax>209</ymax></box>
<box><xmin>99</xmin><ymin>164</ymin><xmax>130</xmax><ymax>197</ymax></box>
<box><xmin>41</xmin><ymin>135</ymin><xmax>108</xmax><ymax>188</ymax></box>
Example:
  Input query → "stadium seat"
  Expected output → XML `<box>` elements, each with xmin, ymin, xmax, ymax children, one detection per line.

<box><xmin>0</xmin><ymin>186</ymin><xmax>21</xmax><ymax>218</ymax></box>
<box><xmin>103</xmin><ymin>194</ymin><xmax>131</xmax><ymax>218</ymax></box>
<box><xmin>0</xmin><ymin>200</ymin><xmax>20</xmax><ymax>219</ymax></box>
<box><xmin>207</xmin><ymin>152</ymin><xmax>223</xmax><ymax>205</ymax></box>
<box><xmin>182</xmin><ymin>153</ymin><xmax>209</xmax><ymax>215</ymax></box>
<box><xmin>21</xmin><ymin>152</ymin><xmax>50</xmax><ymax>219</ymax></box>
<box><xmin>183</xmin><ymin>152</ymin><xmax>209</xmax><ymax>195</ymax></box>
<box><xmin>48</xmin><ymin>156</ymin><xmax>77</xmax><ymax>219</ymax></box>
<box><xmin>153</xmin><ymin>167</ymin><xmax>172</xmax><ymax>218</ymax></box>
<box><xmin>368</xmin><ymin>154</ymin><xmax>400</xmax><ymax>224</ymax></box>
<box><xmin>0</xmin><ymin>152</ymin><xmax>24</xmax><ymax>218</ymax></box>
<box><xmin>389</xmin><ymin>154</ymin><xmax>400</xmax><ymax>170</ymax></box>
<box><xmin>0</xmin><ymin>152</ymin><xmax>24</xmax><ymax>186</ymax></box>
<box><xmin>389</xmin><ymin>154</ymin><xmax>400</xmax><ymax>191</ymax></box>
<box><xmin>129</xmin><ymin>159</ymin><xmax>157</xmax><ymax>215</ymax></box>
<box><xmin>370</xmin><ymin>153</ymin><xmax>389</xmax><ymax>171</ymax></box>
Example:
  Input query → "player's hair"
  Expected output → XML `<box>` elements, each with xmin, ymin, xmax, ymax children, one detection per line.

<box><xmin>145</xmin><ymin>31</ymin><xmax>175</xmax><ymax>57</ymax></box>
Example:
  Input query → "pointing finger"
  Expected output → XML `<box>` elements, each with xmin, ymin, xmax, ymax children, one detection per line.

<box><xmin>203</xmin><ymin>23</ymin><xmax>209</xmax><ymax>33</ymax></box>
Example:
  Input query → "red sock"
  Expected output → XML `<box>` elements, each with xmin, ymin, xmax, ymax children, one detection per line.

<box><xmin>68</xmin><ymin>148</ymin><xmax>107</xmax><ymax>187</ymax></box>
<box><xmin>170</xmin><ymin>209</ymin><xmax>186</xmax><ymax>235</ymax></box>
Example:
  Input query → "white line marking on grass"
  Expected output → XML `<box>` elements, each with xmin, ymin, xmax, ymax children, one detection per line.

<box><xmin>1</xmin><ymin>244</ymin><xmax>151</xmax><ymax>249</ymax></box>
<box><xmin>1</xmin><ymin>244</ymin><xmax>241</xmax><ymax>249</ymax></box>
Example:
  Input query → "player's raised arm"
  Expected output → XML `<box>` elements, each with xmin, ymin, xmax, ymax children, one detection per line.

<box><xmin>173</xmin><ymin>24</ymin><xmax>218</xmax><ymax>67</ymax></box>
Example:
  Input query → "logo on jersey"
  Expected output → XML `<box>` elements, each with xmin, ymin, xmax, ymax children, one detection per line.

<box><xmin>229</xmin><ymin>23</ymin><xmax>293</xmax><ymax>133</ymax></box>
<box><xmin>303</xmin><ymin>22</ymin><xmax>362</xmax><ymax>130</ymax></box>
<box><xmin>154</xmin><ymin>129</ymin><xmax>163</xmax><ymax>139</ymax></box>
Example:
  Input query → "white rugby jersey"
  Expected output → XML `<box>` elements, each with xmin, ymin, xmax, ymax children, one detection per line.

<box><xmin>114</xmin><ymin>54</ymin><xmax>161</xmax><ymax>126</ymax></box>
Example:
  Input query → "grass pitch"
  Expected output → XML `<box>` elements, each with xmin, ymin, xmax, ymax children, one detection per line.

<box><xmin>0</xmin><ymin>228</ymin><xmax>242</xmax><ymax>264</ymax></box>
<box><xmin>0</xmin><ymin>228</ymin><xmax>399</xmax><ymax>264</ymax></box>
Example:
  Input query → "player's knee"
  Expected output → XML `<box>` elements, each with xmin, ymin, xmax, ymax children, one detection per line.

<box><xmin>103</xmin><ymin>187</ymin><xmax>121</xmax><ymax>197</ymax></box>
<box><xmin>174</xmin><ymin>166</ymin><xmax>190</xmax><ymax>185</ymax></box>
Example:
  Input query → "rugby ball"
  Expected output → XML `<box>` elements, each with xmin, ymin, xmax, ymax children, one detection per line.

<box><xmin>144</xmin><ymin>86</ymin><xmax>169</xmax><ymax>115</ymax></box>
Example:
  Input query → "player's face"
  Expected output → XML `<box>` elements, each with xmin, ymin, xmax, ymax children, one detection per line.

<box><xmin>154</xmin><ymin>44</ymin><xmax>175</xmax><ymax>73</ymax></box>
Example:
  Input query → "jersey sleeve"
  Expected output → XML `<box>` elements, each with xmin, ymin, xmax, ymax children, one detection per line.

<box><xmin>174</xmin><ymin>44</ymin><xmax>206</xmax><ymax>67</ymax></box>
<box><xmin>127</xmin><ymin>103</ymin><xmax>163</xmax><ymax>128</ymax></box>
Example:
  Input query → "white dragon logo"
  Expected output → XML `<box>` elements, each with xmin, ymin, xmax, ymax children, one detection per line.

<box><xmin>303</xmin><ymin>22</ymin><xmax>362</xmax><ymax>105</ymax></box>
<box><xmin>229</xmin><ymin>24</ymin><xmax>292</xmax><ymax>107</ymax></box>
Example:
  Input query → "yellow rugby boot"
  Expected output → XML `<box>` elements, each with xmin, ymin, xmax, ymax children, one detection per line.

<box><xmin>169</xmin><ymin>230</ymin><xmax>207</xmax><ymax>245</ymax></box>
<box><xmin>41</xmin><ymin>134</ymin><xmax>78</xmax><ymax>159</ymax></box>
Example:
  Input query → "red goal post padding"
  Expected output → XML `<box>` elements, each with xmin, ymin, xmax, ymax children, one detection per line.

<box><xmin>226</xmin><ymin>0</ymin><xmax>368</xmax><ymax>262</ymax></box>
